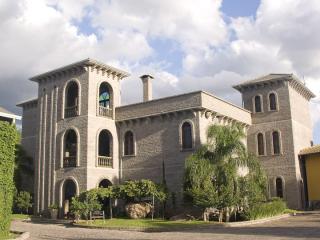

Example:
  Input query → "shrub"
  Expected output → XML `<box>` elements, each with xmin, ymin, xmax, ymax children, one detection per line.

<box><xmin>0</xmin><ymin>122</ymin><xmax>18</xmax><ymax>237</ymax></box>
<box><xmin>14</xmin><ymin>191</ymin><xmax>32</xmax><ymax>214</ymax></box>
<box><xmin>118</xmin><ymin>179</ymin><xmax>167</xmax><ymax>203</ymax></box>
<box><xmin>244</xmin><ymin>198</ymin><xmax>287</xmax><ymax>220</ymax></box>
<box><xmin>70</xmin><ymin>190</ymin><xmax>101</xmax><ymax>220</ymax></box>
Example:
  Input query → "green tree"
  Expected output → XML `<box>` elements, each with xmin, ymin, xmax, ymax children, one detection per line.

<box><xmin>14</xmin><ymin>144</ymin><xmax>34</xmax><ymax>193</ymax></box>
<box><xmin>15</xmin><ymin>191</ymin><xmax>32</xmax><ymax>214</ymax></box>
<box><xmin>118</xmin><ymin>179</ymin><xmax>167</xmax><ymax>203</ymax></box>
<box><xmin>0</xmin><ymin>122</ymin><xmax>19</xmax><ymax>237</ymax></box>
<box><xmin>184</xmin><ymin>124</ymin><xmax>267</xmax><ymax>222</ymax></box>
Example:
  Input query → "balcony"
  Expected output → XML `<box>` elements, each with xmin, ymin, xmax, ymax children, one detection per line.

<box><xmin>98</xmin><ymin>156</ymin><xmax>113</xmax><ymax>168</ymax></box>
<box><xmin>65</xmin><ymin>105</ymin><xmax>78</xmax><ymax>118</ymax></box>
<box><xmin>99</xmin><ymin>106</ymin><xmax>113</xmax><ymax>118</ymax></box>
<box><xmin>63</xmin><ymin>156</ymin><xmax>77</xmax><ymax>168</ymax></box>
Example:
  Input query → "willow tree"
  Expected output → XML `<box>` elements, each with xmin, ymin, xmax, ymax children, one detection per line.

<box><xmin>184</xmin><ymin>124</ymin><xmax>267</xmax><ymax>222</ymax></box>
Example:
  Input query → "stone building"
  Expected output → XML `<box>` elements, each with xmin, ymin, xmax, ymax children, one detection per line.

<box><xmin>17</xmin><ymin>59</ymin><xmax>315</xmax><ymax>215</ymax></box>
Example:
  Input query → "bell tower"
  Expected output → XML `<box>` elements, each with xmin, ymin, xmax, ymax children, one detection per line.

<box><xmin>234</xmin><ymin>74</ymin><xmax>315</xmax><ymax>209</ymax></box>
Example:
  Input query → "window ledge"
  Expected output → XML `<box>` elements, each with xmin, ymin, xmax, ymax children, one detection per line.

<box><xmin>272</xmin><ymin>153</ymin><xmax>283</xmax><ymax>156</ymax></box>
<box><xmin>180</xmin><ymin>148</ymin><xmax>194</xmax><ymax>152</ymax></box>
<box><xmin>122</xmin><ymin>154</ymin><xmax>136</xmax><ymax>158</ymax></box>
<box><xmin>258</xmin><ymin>154</ymin><xmax>267</xmax><ymax>157</ymax></box>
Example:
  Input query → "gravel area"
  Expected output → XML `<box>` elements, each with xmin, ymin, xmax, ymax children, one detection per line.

<box><xmin>10</xmin><ymin>211</ymin><xmax>320</xmax><ymax>240</ymax></box>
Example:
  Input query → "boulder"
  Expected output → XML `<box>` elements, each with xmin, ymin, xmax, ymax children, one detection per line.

<box><xmin>125</xmin><ymin>202</ymin><xmax>153</xmax><ymax>219</ymax></box>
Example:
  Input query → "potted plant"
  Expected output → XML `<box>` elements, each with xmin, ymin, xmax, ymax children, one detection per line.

<box><xmin>48</xmin><ymin>204</ymin><xmax>59</xmax><ymax>219</ymax></box>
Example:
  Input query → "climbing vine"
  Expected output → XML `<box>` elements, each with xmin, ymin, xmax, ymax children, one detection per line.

<box><xmin>0</xmin><ymin>122</ymin><xmax>19</xmax><ymax>237</ymax></box>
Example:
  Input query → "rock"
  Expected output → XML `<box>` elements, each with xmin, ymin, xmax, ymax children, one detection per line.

<box><xmin>125</xmin><ymin>202</ymin><xmax>153</xmax><ymax>219</ymax></box>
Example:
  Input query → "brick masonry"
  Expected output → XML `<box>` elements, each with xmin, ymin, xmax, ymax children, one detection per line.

<box><xmin>17</xmin><ymin>60</ymin><xmax>314</xmax><ymax>213</ymax></box>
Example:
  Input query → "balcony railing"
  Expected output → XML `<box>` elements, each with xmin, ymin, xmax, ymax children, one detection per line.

<box><xmin>98</xmin><ymin>156</ymin><xmax>113</xmax><ymax>167</ymax></box>
<box><xmin>99</xmin><ymin>106</ymin><xmax>113</xmax><ymax>118</ymax></box>
<box><xmin>63</xmin><ymin>156</ymin><xmax>77</xmax><ymax>168</ymax></box>
<box><xmin>65</xmin><ymin>105</ymin><xmax>78</xmax><ymax>118</ymax></box>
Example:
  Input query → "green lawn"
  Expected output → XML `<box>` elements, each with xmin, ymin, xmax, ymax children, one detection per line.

<box><xmin>11</xmin><ymin>214</ymin><xmax>31</xmax><ymax>220</ymax></box>
<box><xmin>0</xmin><ymin>233</ymin><xmax>19</xmax><ymax>240</ymax></box>
<box><xmin>76</xmin><ymin>218</ymin><xmax>216</xmax><ymax>230</ymax></box>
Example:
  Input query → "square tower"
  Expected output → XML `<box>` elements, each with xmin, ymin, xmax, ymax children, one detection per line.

<box><xmin>29</xmin><ymin>59</ymin><xmax>129</xmax><ymax>215</ymax></box>
<box><xmin>234</xmin><ymin>74</ymin><xmax>315</xmax><ymax>209</ymax></box>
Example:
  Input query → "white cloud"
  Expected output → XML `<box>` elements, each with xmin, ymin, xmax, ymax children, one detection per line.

<box><xmin>90</xmin><ymin>0</ymin><xmax>228</xmax><ymax>52</ymax></box>
<box><xmin>1</xmin><ymin>0</ymin><xmax>320</xmax><ymax>142</ymax></box>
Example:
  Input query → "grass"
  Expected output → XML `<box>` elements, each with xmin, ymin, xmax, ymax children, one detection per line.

<box><xmin>11</xmin><ymin>214</ymin><xmax>31</xmax><ymax>220</ymax></box>
<box><xmin>283</xmin><ymin>209</ymin><xmax>300</xmax><ymax>214</ymax></box>
<box><xmin>0</xmin><ymin>233</ymin><xmax>19</xmax><ymax>240</ymax></box>
<box><xmin>76</xmin><ymin>218</ymin><xmax>215</xmax><ymax>230</ymax></box>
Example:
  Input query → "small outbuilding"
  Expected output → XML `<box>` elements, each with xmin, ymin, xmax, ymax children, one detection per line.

<box><xmin>300</xmin><ymin>145</ymin><xmax>320</xmax><ymax>209</ymax></box>
<box><xmin>0</xmin><ymin>106</ymin><xmax>21</xmax><ymax>124</ymax></box>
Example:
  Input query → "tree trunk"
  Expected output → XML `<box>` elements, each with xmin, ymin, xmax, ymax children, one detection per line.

<box><xmin>225</xmin><ymin>207</ymin><xmax>230</xmax><ymax>222</ymax></box>
<box><xmin>109</xmin><ymin>198</ymin><xmax>113</xmax><ymax>219</ymax></box>
<box><xmin>203</xmin><ymin>209</ymin><xmax>208</xmax><ymax>222</ymax></box>
<box><xmin>219</xmin><ymin>210</ymin><xmax>223</xmax><ymax>222</ymax></box>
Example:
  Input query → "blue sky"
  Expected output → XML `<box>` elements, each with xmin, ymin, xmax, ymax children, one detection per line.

<box><xmin>0</xmin><ymin>0</ymin><xmax>320</xmax><ymax>143</ymax></box>
<box><xmin>222</xmin><ymin>0</ymin><xmax>260</xmax><ymax>17</ymax></box>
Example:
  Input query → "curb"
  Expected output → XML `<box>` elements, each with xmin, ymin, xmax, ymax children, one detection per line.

<box><xmin>72</xmin><ymin>214</ymin><xmax>292</xmax><ymax>232</ymax></box>
<box><xmin>223</xmin><ymin>213</ymin><xmax>291</xmax><ymax>227</ymax></box>
<box><xmin>9</xmin><ymin>231</ymin><xmax>30</xmax><ymax>240</ymax></box>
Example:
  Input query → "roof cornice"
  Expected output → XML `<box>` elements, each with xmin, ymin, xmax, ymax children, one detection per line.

<box><xmin>233</xmin><ymin>74</ymin><xmax>315</xmax><ymax>100</ymax></box>
<box><xmin>30</xmin><ymin>58</ymin><xmax>130</xmax><ymax>83</ymax></box>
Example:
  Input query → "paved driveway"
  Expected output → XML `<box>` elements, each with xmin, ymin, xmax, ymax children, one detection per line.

<box><xmin>11</xmin><ymin>212</ymin><xmax>320</xmax><ymax>240</ymax></box>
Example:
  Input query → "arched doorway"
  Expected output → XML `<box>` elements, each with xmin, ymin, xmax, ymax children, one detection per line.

<box><xmin>98</xmin><ymin>179</ymin><xmax>112</xmax><ymax>218</ymax></box>
<box><xmin>276</xmin><ymin>177</ymin><xmax>284</xmax><ymax>198</ymax></box>
<box><xmin>63</xmin><ymin>179</ymin><xmax>77</xmax><ymax>217</ymax></box>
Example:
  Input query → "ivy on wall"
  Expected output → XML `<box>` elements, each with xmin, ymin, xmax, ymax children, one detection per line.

<box><xmin>0</xmin><ymin>122</ymin><xmax>18</xmax><ymax>237</ymax></box>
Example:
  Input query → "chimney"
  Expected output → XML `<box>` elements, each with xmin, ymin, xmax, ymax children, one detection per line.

<box><xmin>140</xmin><ymin>74</ymin><xmax>154</xmax><ymax>102</ymax></box>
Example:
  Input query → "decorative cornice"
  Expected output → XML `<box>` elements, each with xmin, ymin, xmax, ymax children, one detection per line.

<box><xmin>29</xmin><ymin>58</ymin><xmax>130</xmax><ymax>83</ymax></box>
<box><xmin>233</xmin><ymin>74</ymin><xmax>315</xmax><ymax>100</ymax></box>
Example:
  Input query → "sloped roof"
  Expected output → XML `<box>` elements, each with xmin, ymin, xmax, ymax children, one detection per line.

<box><xmin>299</xmin><ymin>145</ymin><xmax>320</xmax><ymax>156</ymax></box>
<box><xmin>0</xmin><ymin>106</ymin><xmax>14</xmax><ymax>115</ymax></box>
<box><xmin>0</xmin><ymin>106</ymin><xmax>21</xmax><ymax>120</ymax></box>
<box><xmin>233</xmin><ymin>73</ymin><xmax>315</xmax><ymax>100</ymax></box>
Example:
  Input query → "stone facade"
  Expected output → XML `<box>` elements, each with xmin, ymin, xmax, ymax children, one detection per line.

<box><xmin>234</xmin><ymin>74</ymin><xmax>315</xmax><ymax>209</ymax></box>
<box><xmin>18</xmin><ymin>60</ymin><xmax>314</xmax><ymax>214</ymax></box>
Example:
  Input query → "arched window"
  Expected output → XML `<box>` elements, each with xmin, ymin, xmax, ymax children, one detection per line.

<box><xmin>257</xmin><ymin>133</ymin><xmax>265</xmax><ymax>156</ymax></box>
<box><xmin>182</xmin><ymin>122</ymin><xmax>193</xmax><ymax>150</ymax></box>
<box><xmin>276</xmin><ymin>177</ymin><xmax>284</xmax><ymax>198</ymax></box>
<box><xmin>272</xmin><ymin>131</ymin><xmax>281</xmax><ymax>155</ymax></box>
<box><xmin>98</xmin><ymin>130</ymin><xmax>112</xmax><ymax>167</ymax></box>
<box><xmin>269</xmin><ymin>93</ymin><xmax>277</xmax><ymax>111</ymax></box>
<box><xmin>254</xmin><ymin>95</ymin><xmax>262</xmax><ymax>113</ymax></box>
<box><xmin>65</xmin><ymin>81</ymin><xmax>79</xmax><ymax>118</ymax></box>
<box><xmin>64</xmin><ymin>130</ymin><xmax>77</xmax><ymax>168</ymax></box>
<box><xmin>98</xmin><ymin>82</ymin><xmax>112</xmax><ymax>117</ymax></box>
<box><xmin>124</xmin><ymin>131</ymin><xmax>134</xmax><ymax>156</ymax></box>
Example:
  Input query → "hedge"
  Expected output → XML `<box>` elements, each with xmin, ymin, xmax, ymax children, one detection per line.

<box><xmin>0</xmin><ymin>122</ymin><xmax>18</xmax><ymax>237</ymax></box>
<box><xmin>244</xmin><ymin>198</ymin><xmax>287</xmax><ymax>220</ymax></box>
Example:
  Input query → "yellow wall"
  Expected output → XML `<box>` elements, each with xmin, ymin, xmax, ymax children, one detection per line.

<box><xmin>306</xmin><ymin>154</ymin><xmax>320</xmax><ymax>201</ymax></box>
